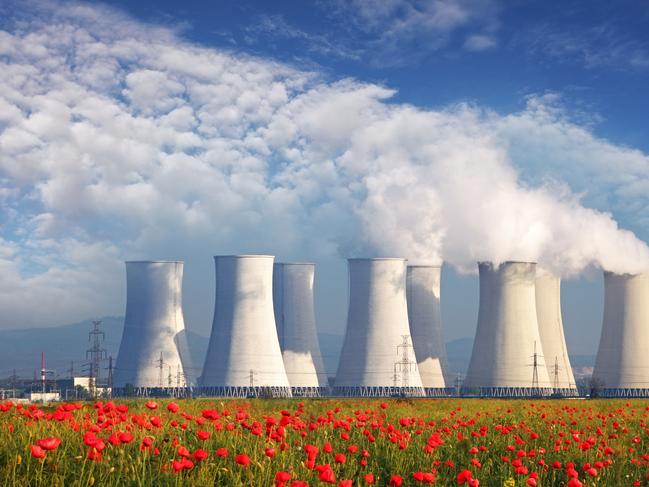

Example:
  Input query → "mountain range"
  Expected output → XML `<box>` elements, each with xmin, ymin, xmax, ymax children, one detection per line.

<box><xmin>0</xmin><ymin>317</ymin><xmax>595</xmax><ymax>382</ymax></box>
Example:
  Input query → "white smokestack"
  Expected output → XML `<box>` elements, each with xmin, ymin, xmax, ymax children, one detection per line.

<box><xmin>113</xmin><ymin>261</ymin><xmax>191</xmax><ymax>389</ymax></box>
<box><xmin>463</xmin><ymin>261</ymin><xmax>553</xmax><ymax>396</ymax></box>
<box><xmin>535</xmin><ymin>274</ymin><xmax>577</xmax><ymax>394</ymax></box>
<box><xmin>593</xmin><ymin>271</ymin><xmax>649</xmax><ymax>395</ymax></box>
<box><xmin>406</xmin><ymin>265</ymin><xmax>447</xmax><ymax>393</ymax></box>
<box><xmin>200</xmin><ymin>255</ymin><xmax>291</xmax><ymax>397</ymax></box>
<box><xmin>334</xmin><ymin>258</ymin><xmax>424</xmax><ymax>396</ymax></box>
<box><xmin>273</xmin><ymin>262</ymin><xmax>328</xmax><ymax>395</ymax></box>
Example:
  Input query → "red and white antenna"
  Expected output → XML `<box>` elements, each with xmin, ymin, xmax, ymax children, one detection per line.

<box><xmin>41</xmin><ymin>352</ymin><xmax>46</xmax><ymax>393</ymax></box>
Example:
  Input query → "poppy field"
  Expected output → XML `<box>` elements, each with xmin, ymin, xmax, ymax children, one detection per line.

<box><xmin>1</xmin><ymin>398</ymin><xmax>648</xmax><ymax>486</ymax></box>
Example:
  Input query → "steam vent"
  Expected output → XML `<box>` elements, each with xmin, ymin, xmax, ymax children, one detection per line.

<box><xmin>200</xmin><ymin>255</ymin><xmax>291</xmax><ymax>397</ymax></box>
<box><xmin>463</xmin><ymin>261</ymin><xmax>553</xmax><ymax>397</ymax></box>
<box><xmin>113</xmin><ymin>261</ymin><xmax>191</xmax><ymax>392</ymax></box>
<box><xmin>334</xmin><ymin>258</ymin><xmax>425</xmax><ymax>397</ymax></box>
<box><xmin>535</xmin><ymin>274</ymin><xmax>578</xmax><ymax>395</ymax></box>
<box><xmin>273</xmin><ymin>262</ymin><xmax>328</xmax><ymax>396</ymax></box>
<box><xmin>592</xmin><ymin>271</ymin><xmax>649</xmax><ymax>397</ymax></box>
<box><xmin>406</xmin><ymin>265</ymin><xmax>448</xmax><ymax>395</ymax></box>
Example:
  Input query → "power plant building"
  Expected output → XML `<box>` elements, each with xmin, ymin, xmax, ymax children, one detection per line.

<box><xmin>535</xmin><ymin>274</ymin><xmax>578</xmax><ymax>395</ymax></box>
<box><xmin>113</xmin><ymin>261</ymin><xmax>191</xmax><ymax>393</ymax></box>
<box><xmin>273</xmin><ymin>263</ymin><xmax>328</xmax><ymax>396</ymax></box>
<box><xmin>200</xmin><ymin>255</ymin><xmax>291</xmax><ymax>397</ymax></box>
<box><xmin>406</xmin><ymin>265</ymin><xmax>448</xmax><ymax>395</ymax></box>
<box><xmin>463</xmin><ymin>261</ymin><xmax>553</xmax><ymax>396</ymax></box>
<box><xmin>593</xmin><ymin>271</ymin><xmax>649</xmax><ymax>397</ymax></box>
<box><xmin>334</xmin><ymin>258</ymin><xmax>425</xmax><ymax>397</ymax></box>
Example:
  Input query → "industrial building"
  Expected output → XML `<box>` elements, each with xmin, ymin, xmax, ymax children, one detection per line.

<box><xmin>200</xmin><ymin>255</ymin><xmax>292</xmax><ymax>397</ymax></box>
<box><xmin>406</xmin><ymin>265</ymin><xmax>448</xmax><ymax>395</ymax></box>
<box><xmin>592</xmin><ymin>271</ymin><xmax>649</xmax><ymax>397</ymax></box>
<box><xmin>273</xmin><ymin>263</ymin><xmax>328</xmax><ymax>396</ymax></box>
<box><xmin>113</xmin><ymin>261</ymin><xmax>191</xmax><ymax>395</ymax></box>
<box><xmin>463</xmin><ymin>261</ymin><xmax>553</xmax><ymax>397</ymax></box>
<box><xmin>535</xmin><ymin>274</ymin><xmax>578</xmax><ymax>395</ymax></box>
<box><xmin>334</xmin><ymin>258</ymin><xmax>425</xmax><ymax>397</ymax></box>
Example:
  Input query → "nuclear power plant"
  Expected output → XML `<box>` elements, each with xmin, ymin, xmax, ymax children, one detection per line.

<box><xmin>200</xmin><ymin>255</ymin><xmax>292</xmax><ymax>397</ymax></box>
<box><xmin>406</xmin><ymin>265</ymin><xmax>448</xmax><ymax>395</ymax></box>
<box><xmin>113</xmin><ymin>261</ymin><xmax>191</xmax><ymax>395</ymax></box>
<box><xmin>334</xmin><ymin>258</ymin><xmax>425</xmax><ymax>397</ymax></box>
<box><xmin>463</xmin><ymin>261</ymin><xmax>553</xmax><ymax>397</ymax></box>
<box><xmin>76</xmin><ymin>252</ymin><xmax>649</xmax><ymax>399</ymax></box>
<box><xmin>273</xmin><ymin>263</ymin><xmax>328</xmax><ymax>396</ymax></box>
<box><xmin>535</xmin><ymin>274</ymin><xmax>578</xmax><ymax>395</ymax></box>
<box><xmin>592</xmin><ymin>271</ymin><xmax>649</xmax><ymax>397</ymax></box>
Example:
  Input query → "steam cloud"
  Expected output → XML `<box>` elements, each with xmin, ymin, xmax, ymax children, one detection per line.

<box><xmin>1</xmin><ymin>1</ymin><xmax>649</xmax><ymax>327</ymax></box>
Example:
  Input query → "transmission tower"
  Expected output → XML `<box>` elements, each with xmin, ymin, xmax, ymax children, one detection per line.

<box><xmin>393</xmin><ymin>335</ymin><xmax>416</xmax><ymax>388</ymax></box>
<box><xmin>10</xmin><ymin>369</ymin><xmax>17</xmax><ymax>398</ymax></box>
<box><xmin>157</xmin><ymin>352</ymin><xmax>165</xmax><ymax>388</ymax></box>
<box><xmin>67</xmin><ymin>361</ymin><xmax>75</xmax><ymax>379</ymax></box>
<box><xmin>531</xmin><ymin>341</ymin><xmax>540</xmax><ymax>390</ymax></box>
<box><xmin>86</xmin><ymin>320</ymin><xmax>108</xmax><ymax>396</ymax></box>
<box><xmin>553</xmin><ymin>356</ymin><xmax>560</xmax><ymax>390</ymax></box>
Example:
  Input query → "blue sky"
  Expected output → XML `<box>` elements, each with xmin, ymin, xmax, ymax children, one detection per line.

<box><xmin>105</xmin><ymin>0</ymin><xmax>649</xmax><ymax>150</ymax></box>
<box><xmin>1</xmin><ymin>0</ymin><xmax>649</xmax><ymax>361</ymax></box>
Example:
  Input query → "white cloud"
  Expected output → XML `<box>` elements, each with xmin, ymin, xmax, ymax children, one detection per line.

<box><xmin>0</xmin><ymin>0</ymin><xmax>648</xmax><ymax>330</ymax></box>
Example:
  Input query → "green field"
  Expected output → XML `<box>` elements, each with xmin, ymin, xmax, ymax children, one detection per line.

<box><xmin>0</xmin><ymin>398</ymin><xmax>647</xmax><ymax>486</ymax></box>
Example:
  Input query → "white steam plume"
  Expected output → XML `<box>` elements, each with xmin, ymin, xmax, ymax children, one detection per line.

<box><xmin>1</xmin><ymin>1</ymin><xmax>649</xmax><ymax>327</ymax></box>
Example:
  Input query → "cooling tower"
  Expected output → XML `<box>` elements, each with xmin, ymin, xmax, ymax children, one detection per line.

<box><xmin>333</xmin><ymin>258</ymin><xmax>425</xmax><ymax>397</ymax></box>
<box><xmin>273</xmin><ymin>263</ymin><xmax>328</xmax><ymax>396</ymax></box>
<box><xmin>535</xmin><ymin>274</ymin><xmax>578</xmax><ymax>395</ymax></box>
<box><xmin>113</xmin><ymin>261</ymin><xmax>191</xmax><ymax>393</ymax></box>
<box><xmin>406</xmin><ymin>265</ymin><xmax>448</xmax><ymax>395</ymax></box>
<box><xmin>200</xmin><ymin>255</ymin><xmax>291</xmax><ymax>397</ymax></box>
<box><xmin>592</xmin><ymin>271</ymin><xmax>649</xmax><ymax>397</ymax></box>
<box><xmin>463</xmin><ymin>261</ymin><xmax>553</xmax><ymax>397</ymax></box>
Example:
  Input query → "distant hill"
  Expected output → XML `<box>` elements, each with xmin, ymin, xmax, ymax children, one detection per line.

<box><xmin>0</xmin><ymin>320</ymin><xmax>593</xmax><ymax>384</ymax></box>
<box><xmin>0</xmin><ymin>317</ymin><xmax>208</xmax><ymax>381</ymax></box>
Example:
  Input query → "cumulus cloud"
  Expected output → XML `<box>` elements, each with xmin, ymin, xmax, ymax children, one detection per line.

<box><xmin>0</xmin><ymin>0</ymin><xmax>648</xmax><ymax>329</ymax></box>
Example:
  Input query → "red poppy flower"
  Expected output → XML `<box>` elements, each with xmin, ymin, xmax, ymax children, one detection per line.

<box><xmin>196</xmin><ymin>430</ymin><xmax>211</xmax><ymax>440</ymax></box>
<box><xmin>30</xmin><ymin>445</ymin><xmax>46</xmax><ymax>459</ymax></box>
<box><xmin>37</xmin><ymin>437</ymin><xmax>61</xmax><ymax>451</ymax></box>
<box><xmin>194</xmin><ymin>449</ymin><xmax>209</xmax><ymax>461</ymax></box>
<box><xmin>235</xmin><ymin>453</ymin><xmax>251</xmax><ymax>466</ymax></box>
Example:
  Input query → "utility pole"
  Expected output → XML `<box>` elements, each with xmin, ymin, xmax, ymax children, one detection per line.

<box><xmin>107</xmin><ymin>356</ymin><xmax>113</xmax><ymax>397</ymax></box>
<box><xmin>86</xmin><ymin>320</ymin><xmax>107</xmax><ymax>397</ymax></box>
<box><xmin>10</xmin><ymin>369</ymin><xmax>17</xmax><ymax>398</ymax></box>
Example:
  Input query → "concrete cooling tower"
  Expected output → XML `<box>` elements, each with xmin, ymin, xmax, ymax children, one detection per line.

<box><xmin>406</xmin><ymin>265</ymin><xmax>448</xmax><ymax>395</ymax></box>
<box><xmin>200</xmin><ymin>255</ymin><xmax>291</xmax><ymax>397</ymax></box>
<box><xmin>535</xmin><ymin>274</ymin><xmax>578</xmax><ymax>395</ymax></box>
<box><xmin>333</xmin><ymin>258</ymin><xmax>425</xmax><ymax>397</ymax></box>
<box><xmin>463</xmin><ymin>261</ymin><xmax>553</xmax><ymax>397</ymax></box>
<box><xmin>113</xmin><ymin>261</ymin><xmax>192</xmax><ymax>394</ymax></box>
<box><xmin>592</xmin><ymin>271</ymin><xmax>649</xmax><ymax>397</ymax></box>
<box><xmin>273</xmin><ymin>263</ymin><xmax>328</xmax><ymax>396</ymax></box>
